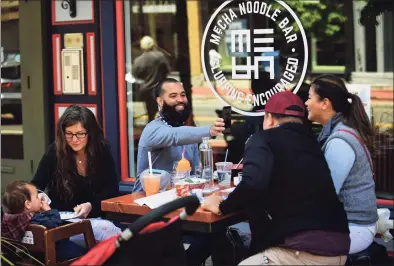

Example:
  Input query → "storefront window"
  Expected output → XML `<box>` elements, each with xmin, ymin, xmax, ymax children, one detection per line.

<box><xmin>124</xmin><ymin>0</ymin><xmax>180</xmax><ymax>178</ymax></box>
<box><xmin>128</xmin><ymin>0</ymin><xmax>178</xmax><ymax>71</ymax></box>
<box><xmin>121</xmin><ymin>0</ymin><xmax>393</xmax><ymax>193</ymax></box>
<box><xmin>1</xmin><ymin>0</ymin><xmax>23</xmax><ymax>159</ymax></box>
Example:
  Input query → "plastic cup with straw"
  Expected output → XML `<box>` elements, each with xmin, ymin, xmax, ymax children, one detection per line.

<box><xmin>216</xmin><ymin>149</ymin><xmax>232</xmax><ymax>188</ymax></box>
<box><xmin>235</xmin><ymin>158</ymin><xmax>243</xmax><ymax>169</ymax></box>
<box><xmin>148</xmin><ymin>151</ymin><xmax>153</xmax><ymax>175</ymax></box>
<box><xmin>144</xmin><ymin>151</ymin><xmax>161</xmax><ymax>196</ymax></box>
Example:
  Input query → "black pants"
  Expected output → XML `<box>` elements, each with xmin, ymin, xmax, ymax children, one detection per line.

<box><xmin>185</xmin><ymin>231</ymin><xmax>237</xmax><ymax>265</ymax></box>
<box><xmin>140</xmin><ymin>88</ymin><xmax>158</xmax><ymax>122</ymax></box>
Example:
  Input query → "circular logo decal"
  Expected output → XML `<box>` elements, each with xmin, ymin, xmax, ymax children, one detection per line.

<box><xmin>201</xmin><ymin>0</ymin><xmax>309</xmax><ymax>116</ymax></box>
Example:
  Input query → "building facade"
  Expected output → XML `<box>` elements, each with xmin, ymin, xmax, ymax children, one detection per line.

<box><xmin>1</xmin><ymin>0</ymin><xmax>393</xmax><ymax>193</ymax></box>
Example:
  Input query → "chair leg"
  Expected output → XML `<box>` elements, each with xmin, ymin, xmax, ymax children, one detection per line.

<box><xmin>82</xmin><ymin>222</ymin><xmax>96</xmax><ymax>248</ymax></box>
<box><xmin>44</xmin><ymin>241</ymin><xmax>57</xmax><ymax>265</ymax></box>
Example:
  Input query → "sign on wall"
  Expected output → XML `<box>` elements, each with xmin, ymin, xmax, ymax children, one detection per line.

<box><xmin>346</xmin><ymin>84</ymin><xmax>372</xmax><ymax>120</ymax></box>
<box><xmin>52</xmin><ymin>0</ymin><xmax>94</xmax><ymax>25</ymax></box>
<box><xmin>54</xmin><ymin>103</ymin><xmax>98</xmax><ymax>128</ymax></box>
<box><xmin>61</xmin><ymin>48</ymin><xmax>85</xmax><ymax>95</ymax></box>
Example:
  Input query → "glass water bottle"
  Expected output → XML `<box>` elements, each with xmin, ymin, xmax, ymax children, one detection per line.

<box><xmin>199</xmin><ymin>137</ymin><xmax>214</xmax><ymax>192</ymax></box>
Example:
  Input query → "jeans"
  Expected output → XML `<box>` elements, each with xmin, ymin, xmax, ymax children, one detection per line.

<box><xmin>68</xmin><ymin>218</ymin><xmax>122</xmax><ymax>247</ymax></box>
<box><xmin>349</xmin><ymin>223</ymin><xmax>377</xmax><ymax>254</ymax></box>
<box><xmin>56</xmin><ymin>240</ymin><xmax>88</xmax><ymax>261</ymax></box>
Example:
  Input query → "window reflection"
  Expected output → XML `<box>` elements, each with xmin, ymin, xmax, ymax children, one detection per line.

<box><xmin>125</xmin><ymin>0</ymin><xmax>178</xmax><ymax>177</ymax></box>
<box><xmin>122</xmin><ymin>0</ymin><xmax>393</xmax><ymax>193</ymax></box>
<box><xmin>1</xmin><ymin>1</ymin><xmax>23</xmax><ymax>160</ymax></box>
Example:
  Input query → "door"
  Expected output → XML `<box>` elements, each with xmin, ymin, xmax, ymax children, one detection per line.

<box><xmin>1</xmin><ymin>1</ymin><xmax>49</xmax><ymax>193</ymax></box>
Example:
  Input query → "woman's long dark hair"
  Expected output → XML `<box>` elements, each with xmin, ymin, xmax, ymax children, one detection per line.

<box><xmin>311</xmin><ymin>74</ymin><xmax>374</xmax><ymax>152</ymax></box>
<box><xmin>55</xmin><ymin>105</ymin><xmax>108</xmax><ymax>200</ymax></box>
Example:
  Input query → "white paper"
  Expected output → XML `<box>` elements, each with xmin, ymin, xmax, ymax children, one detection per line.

<box><xmin>125</xmin><ymin>72</ymin><xmax>144</xmax><ymax>84</ymax></box>
<box><xmin>66</xmin><ymin>218</ymin><xmax>83</xmax><ymax>223</ymax></box>
<box><xmin>346</xmin><ymin>84</ymin><xmax>371</xmax><ymax>120</ymax></box>
<box><xmin>22</xmin><ymin>231</ymin><xmax>34</xmax><ymax>245</ymax></box>
<box><xmin>377</xmin><ymin>208</ymin><xmax>394</xmax><ymax>242</ymax></box>
<box><xmin>221</xmin><ymin>187</ymin><xmax>235</xmax><ymax>193</ymax></box>
<box><xmin>134</xmin><ymin>189</ymin><xmax>177</xmax><ymax>209</ymax></box>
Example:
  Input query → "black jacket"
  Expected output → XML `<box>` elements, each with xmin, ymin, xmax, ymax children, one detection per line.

<box><xmin>32</xmin><ymin>143</ymin><xmax>119</xmax><ymax>217</ymax></box>
<box><xmin>220</xmin><ymin>123</ymin><xmax>349</xmax><ymax>255</ymax></box>
<box><xmin>31</xmin><ymin>209</ymin><xmax>62</xmax><ymax>229</ymax></box>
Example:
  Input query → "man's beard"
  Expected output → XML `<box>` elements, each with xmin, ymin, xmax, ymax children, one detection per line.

<box><xmin>160</xmin><ymin>101</ymin><xmax>191</xmax><ymax>127</ymax></box>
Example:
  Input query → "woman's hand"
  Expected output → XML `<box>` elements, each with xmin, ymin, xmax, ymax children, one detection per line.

<box><xmin>74</xmin><ymin>202</ymin><xmax>92</xmax><ymax>218</ymax></box>
<box><xmin>201</xmin><ymin>195</ymin><xmax>223</xmax><ymax>215</ymax></box>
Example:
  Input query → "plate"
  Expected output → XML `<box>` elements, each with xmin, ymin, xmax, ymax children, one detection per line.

<box><xmin>181</xmin><ymin>177</ymin><xmax>207</xmax><ymax>185</ymax></box>
<box><xmin>175</xmin><ymin>177</ymin><xmax>207</xmax><ymax>190</ymax></box>
<box><xmin>59</xmin><ymin>211</ymin><xmax>79</xmax><ymax>220</ymax></box>
<box><xmin>177</xmin><ymin>177</ymin><xmax>207</xmax><ymax>185</ymax></box>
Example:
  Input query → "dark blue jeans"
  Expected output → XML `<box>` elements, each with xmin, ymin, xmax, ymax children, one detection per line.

<box><xmin>56</xmin><ymin>240</ymin><xmax>88</xmax><ymax>261</ymax></box>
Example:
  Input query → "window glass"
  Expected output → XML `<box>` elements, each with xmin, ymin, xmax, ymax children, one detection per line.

<box><xmin>1</xmin><ymin>1</ymin><xmax>23</xmax><ymax>159</ymax></box>
<box><xmin>123</xmin><ymin>0</ymin><xmax>393</xmax><ymax>193</ymax></box>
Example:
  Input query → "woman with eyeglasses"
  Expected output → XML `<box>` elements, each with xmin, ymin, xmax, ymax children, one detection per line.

<box><xmin>32</xmin><ymin>105</ymin><xmax>121</xmax><ymax>245</ymax></box>
<box><xmin>305</xmin><ymin>75</ymin><xmax>378</xmax><ymax>255</ymax></box>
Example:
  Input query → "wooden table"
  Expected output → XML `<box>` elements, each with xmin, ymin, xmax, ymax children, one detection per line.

<box><xmin>101</xmin><ymin>192</ymin><xmax>246</xmax><ymax>233</ymax></box>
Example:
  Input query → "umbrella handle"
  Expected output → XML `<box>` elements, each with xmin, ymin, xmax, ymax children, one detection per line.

<box><xmin>126</xmin><ymin>196</ymin><xmax>200</xmax><ymax>237</ymax></box>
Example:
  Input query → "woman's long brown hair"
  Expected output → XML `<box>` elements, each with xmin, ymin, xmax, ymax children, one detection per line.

<box><xmin>55</xmin><ymin>105</ymin><xmax>109</xmax><ymax>200</ymax></box>
<box><xmin>311</xmin><ymin>74</ymin><xmax>375</xmax><ymax>152</ymax></box>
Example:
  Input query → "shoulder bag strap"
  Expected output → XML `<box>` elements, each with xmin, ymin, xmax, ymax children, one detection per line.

<box><xmin>337</xmin><ymin>129</ymin><xmax>375</xmax><ymax>179</ymax></box>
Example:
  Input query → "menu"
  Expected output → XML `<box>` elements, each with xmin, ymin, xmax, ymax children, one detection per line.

<box><xmin>134</xmin><ymin>189</ymin><xmax>177</xmax><ymax>209</ymax></box>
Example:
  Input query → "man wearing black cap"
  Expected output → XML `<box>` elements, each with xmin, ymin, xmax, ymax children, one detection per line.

<box><xmin>202</xmin><ymin>91</ymin><xmax>351</xmax><ymax>265</ymax></box>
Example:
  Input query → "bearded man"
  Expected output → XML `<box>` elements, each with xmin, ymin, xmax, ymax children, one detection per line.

<box><xmin>133</xmin><ymin>78</ymin><xmax>225</xmax><ymax>193</ymax></box>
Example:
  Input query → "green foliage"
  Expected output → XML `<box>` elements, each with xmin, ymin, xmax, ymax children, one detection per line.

<box><xmin>1</xmin><ymin>237</ymin><xmax>44</xmax><ymax>266</ymax></box>
<box><xmin>272</xmin><ymin>0</ymin><xmax>347</xmax><ymax>39</ymax></box>
<box><xmin>359</xmin><ymin>0</ymin><xmax>394</xmax><ymax>26</ymax></box>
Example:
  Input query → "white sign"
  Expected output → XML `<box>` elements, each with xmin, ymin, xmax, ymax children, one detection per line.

<box><xmin>201</xmin><ymin>0</ymin><xmax>309</xmax><ymax>116</ymax></box>
<box><xmin>346</xmin><ymin>84</ymin><xmax>372</xmax><ymax>120</ymax></box>
<box><xmin>57</xmin><ymin>106</ymin><xmax>97</xmax><ymax>120</ymax></box>
<box><xmin>53</xmin><ymin>0</ymin><xmax>94</xmax><ymax>24</ymax></box>
<box><xmin>61</xmin><ymin>49</ymin><xmax>85</xmax><ymax>95</ymax></box>
<box><xmin>22</xmin><ymin>231</ymin><xmax>34</xmax><ymax>245</ymax></box>
<box><xmin>132</xmin><ymin>4</ymin><xmax>176</xmax><ymax>14</ymax></box>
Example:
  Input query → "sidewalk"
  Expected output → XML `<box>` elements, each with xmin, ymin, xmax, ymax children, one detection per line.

<box><xmin>192</xmin><ymin>86</ymin><xmax>393</xmax><ymax>102</ymax></box>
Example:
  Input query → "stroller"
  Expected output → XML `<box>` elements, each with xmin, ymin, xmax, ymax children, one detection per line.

<box><xmin>71</xmin><ymin>196</ymin><xmax>200</xmax><ymax>265</ymax></box>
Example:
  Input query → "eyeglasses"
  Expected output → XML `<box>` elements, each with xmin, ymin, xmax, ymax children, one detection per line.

<box><xmin>65</xmin><ymin>132</ymin><xmax>88</xmax><ymax>140</ymax></box>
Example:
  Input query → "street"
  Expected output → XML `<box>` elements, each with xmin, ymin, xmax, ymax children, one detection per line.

<box><xmin>131</xmin><ymin>88</ymin><xmax>393</xmax><ymax>129</ymax></box>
